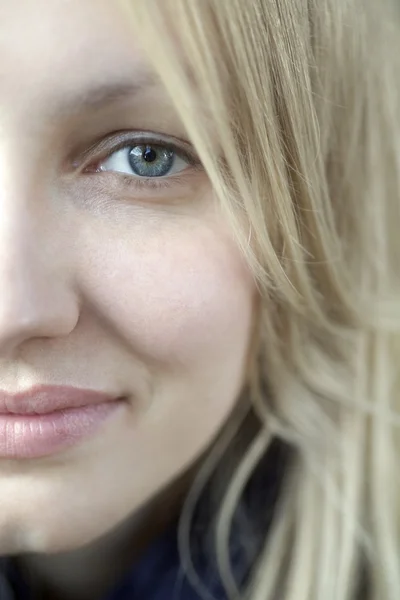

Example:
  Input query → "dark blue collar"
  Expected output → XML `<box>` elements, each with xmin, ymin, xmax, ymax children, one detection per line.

<box><xmin>0</xmin><ymin>522</ymin><xmax>226</xmax><ymax>600</ymax></box>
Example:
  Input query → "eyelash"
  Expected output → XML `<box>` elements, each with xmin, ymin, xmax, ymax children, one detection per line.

<box><xmin>82</xmin><ymin>134</ymin><xmax>202</xmax><ymax>192</ymax></box>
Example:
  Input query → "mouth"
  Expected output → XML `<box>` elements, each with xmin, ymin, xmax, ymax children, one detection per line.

<box><xmin>0</xmin><ymin>385</ymin><xmax>126</xmax><ymax>459</ymax></box>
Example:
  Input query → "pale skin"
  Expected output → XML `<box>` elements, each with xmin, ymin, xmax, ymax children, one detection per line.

<box><xmin>0</xmin><ymin>1</ymin><xmax>257</xmax><ymax>599</ymax></box>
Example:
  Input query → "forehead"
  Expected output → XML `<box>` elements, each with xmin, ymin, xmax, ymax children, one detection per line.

<box><xmin>0</xmin><ymin>0</ymin><xmax>154</xmax><ymax>115</ymax></box>
<box><xmin>0</xmin><ymin>0</ymin><xmax>140</xmax><ymax>61</ymax></box>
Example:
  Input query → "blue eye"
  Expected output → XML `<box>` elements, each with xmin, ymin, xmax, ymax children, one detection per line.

<box><xmin>99</xmin><ymin>143</ymin><xmax>189</xmax><ymax>179</ymax></box>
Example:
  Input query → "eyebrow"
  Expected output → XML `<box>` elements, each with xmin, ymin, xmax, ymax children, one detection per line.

<box><xmin>53</xmin><ymin>71</ymin><xmax>159</xmax><ymax>116</ymax></box>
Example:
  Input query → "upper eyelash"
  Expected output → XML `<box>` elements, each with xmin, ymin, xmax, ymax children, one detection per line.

<box><xmin>98</xmin><ymin>138</ymin><xmax>200</xmax><ymax>168</ymax></box>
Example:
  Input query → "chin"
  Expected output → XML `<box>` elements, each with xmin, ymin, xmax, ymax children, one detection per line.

<box><xmin>0</xmin><ymin>515</ymin><xmax>113</xmax><ymax>556</ymax></box>
<box><xmin>0</xmin><ymin>530</ymin><xmax>87</xmax><ymax>557</ymax></box>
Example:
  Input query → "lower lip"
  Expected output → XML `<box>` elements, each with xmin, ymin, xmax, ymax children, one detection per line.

<box><xmin>0</xmin><ymin>401</ymin><xmax>123</xmax><ymax>459</ymax></box>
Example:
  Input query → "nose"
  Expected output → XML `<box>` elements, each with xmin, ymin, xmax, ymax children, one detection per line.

<box><xmin>0</xmin><ymin>168</ymin><xmax>79</xmax><ymax>356</ymax></box>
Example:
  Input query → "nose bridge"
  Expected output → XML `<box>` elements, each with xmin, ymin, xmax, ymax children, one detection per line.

<box><xmin>0</xmin><ymin>152</ymin><xmax>79</xmax><ymax>353</ymax></box>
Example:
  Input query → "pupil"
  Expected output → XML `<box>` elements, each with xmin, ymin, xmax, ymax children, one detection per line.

<box><xmin>143</xmin><ymin>146</ymin><xmax>157</xmax><ymax>162</ymax></box>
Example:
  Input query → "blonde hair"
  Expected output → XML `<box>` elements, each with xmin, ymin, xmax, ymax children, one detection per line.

<box><xmin>125</xmin><ymin>1</ymin><xmax>400</xmax><ymax>599</ymax></box>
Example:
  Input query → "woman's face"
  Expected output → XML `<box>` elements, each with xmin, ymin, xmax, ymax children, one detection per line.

<box><xmin>0</xmin><ymin>0</ymin><xmax>256</xmax><ymax>554</ymax></box>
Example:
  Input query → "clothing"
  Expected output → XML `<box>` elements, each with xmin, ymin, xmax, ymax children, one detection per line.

<box><xmin>0</xmin><ymin>524</ymin><xmax>219</xmax><ymax>600</ymax></box>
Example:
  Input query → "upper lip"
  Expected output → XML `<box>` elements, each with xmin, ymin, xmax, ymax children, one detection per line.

<box><xmin>0</xmin><ymin>385</ymin><xmax>118</xmax><ymax>415</ymax></box>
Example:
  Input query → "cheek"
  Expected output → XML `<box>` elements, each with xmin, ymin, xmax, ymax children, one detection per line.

<box><xmin>0</xmin><ymin>216</ymin><xmax>256</xmax><ymax>556</ymax></box>
<box><xmin>75</xmin><ymin>218</ymin><xmax>255</xmax><ymax>367</ymax></box>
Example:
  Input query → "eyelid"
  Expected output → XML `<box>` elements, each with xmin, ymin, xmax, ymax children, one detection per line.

<box><xmin>76</xmin><ymin>130</ymin><xmax>201</xmax><ymax>171</ymax></box>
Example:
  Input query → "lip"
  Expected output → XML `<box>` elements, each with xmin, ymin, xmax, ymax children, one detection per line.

<box><xmin>0</xmin><ymin>385</ymin><xmax>125</xmax><ymax>459</ymax></box>
<box><xmin>0</xmin><ymin>385</ymin><xmax>119</xmax><ymax>414</ymax></box>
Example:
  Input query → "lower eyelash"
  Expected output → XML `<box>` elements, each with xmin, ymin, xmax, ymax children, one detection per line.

<box><xmin>121</xmin><ymin>175</ymin><xmax>177</xmax><ymax>190</ymax></box>
<box><xmin>98</xmin><ymin>169</ymin><xmax>201</xmax><ymax>192</ymax></box>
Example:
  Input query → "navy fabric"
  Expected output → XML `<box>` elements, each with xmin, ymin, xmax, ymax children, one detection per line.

<box><xmin>0</xmin><ymin>523</ymin><xmax>225</xmax><ymax>600</ymax></box>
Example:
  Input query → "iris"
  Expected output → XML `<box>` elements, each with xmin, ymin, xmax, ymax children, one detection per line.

<box><xmin>128</xmin><ymin>145</ymin><xmax>174</xmax><ymax>177</ymax></box>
